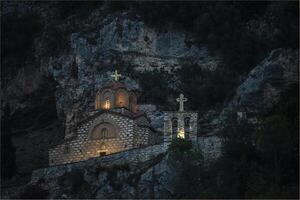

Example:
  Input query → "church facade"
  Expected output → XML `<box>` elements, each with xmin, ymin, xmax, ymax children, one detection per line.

<box><xmin>49</xmin><ymin>71</ymin><xmax>158</xmax><ymax>166</ymax></box>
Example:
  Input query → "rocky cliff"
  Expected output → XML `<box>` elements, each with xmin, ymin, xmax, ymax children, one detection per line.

<box><xmin>1</xmin><ymin>1</ymin><xmax>298</xmax><ymax>198</ymax></box>
<box><xmin>2</xmin><ymin>2</ymin><xmax>220</xmax><ymax>179</ymax></box>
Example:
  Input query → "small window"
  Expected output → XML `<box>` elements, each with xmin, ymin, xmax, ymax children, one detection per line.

<box><xmin>184</xmin><ymin>117</ymin><xmax>190</xmax><ymax>127</ymax></box>
<box><xmin>172</xmin><ymin>118</ymin><xmax>178</xmax><ymax>135</ymax></box>
<box><xmin>184</xmin><ymin>117</ymin><xmax>191</xmax><ymax>139</ymax></box>
<box><xmin>64</xmin><ymin>145</ymin><xmax>70</xmax><ymax>154</ymax></box>
<box><xmin>101</xmin><ymin>128</ymin><xmax>108</xmax><ymax>139</ymax></box>
<box><xmin>104</xmin><ymin>99</ymin><xmax>110</xmax><ymax>109</ymax></box>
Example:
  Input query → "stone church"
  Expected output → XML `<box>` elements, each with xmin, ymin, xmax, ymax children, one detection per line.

<box><xmin>49</xmin><ymin>71</ymin><xmax>158</xmax><ymax>166</ymax></box>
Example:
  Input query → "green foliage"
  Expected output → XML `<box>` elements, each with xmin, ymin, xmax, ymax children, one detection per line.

<box><xmin>57</xmin><ymin>170</ymin><xmax>93</xmax><ymax>198</ymax></box>
<box><xmin>167</xmin><ymin>138</ymin><xmax>204</xmax><ymax>198</ymax></box>
<box><xmin>178</xmin><ymin>64</ymin><xmax>237</xmax><ymax>111</ymax></box>
<box><xmin>168</xmin><ymin>137</ymin><xmax>192</xmax><ymax>155</ymax></box>
<box><xmin>253</xmin><ymin>115</ymin><xmax>299</xmax><ymax>198</ymax></box>
<box><xmin>135</xmin><ymin>71</ymin><xmax>175</xmax><ymax>106</ymax></box>
<box><xmin>2</xmin><ymin>12</ymin><xmax>42</xmax><ymax>60</ymax></box>
<box><xmin>166</xmin><ymin>83</ymin><xmax>298</xmax><ymax>198</ymax></box>
<box><xmin>95</xmin><ymin>163</ymin><xmax>130</xmax><ymax>191</ymax></box>
<box><xmin>55</xmin><ymin>1</ymin><xmax>104</xmax><ymax>19</ymax></box>
<box><xmin>107</xmin><ymin>1</ymin><xmax>298</xmax><ymax>72</ymax></box>
<box><xmin>1</xmin><ymin>105</ymin><xmax>16</xmax><ymax>179</ymax></box>
<box><xmin>210</xmin><ymin>120</ymin><xmax>259</xmax><ymax>198</ymax></box>
<box><xmin>202</xmin><ymin>85</ymin><xmax>299</xmax><ymax>198</ymax></box>
<box><xmin>19</xmin><ymin>185</ymin><xmax>49</xmax><ymax>199</ymax></box>
<box><xmin>1</xmin><ymin>12</ymin><xmax>43</xmax><ymax>81</ymax></box>
<box><xmin>43</xmin><ymin>26</ymin><xmax>71</xmax><ymax>57</ymax></box>
<box><xmin>107</xmin><ymin>164</ymin><xmax>130</xmax><ymax>191</ymax></box>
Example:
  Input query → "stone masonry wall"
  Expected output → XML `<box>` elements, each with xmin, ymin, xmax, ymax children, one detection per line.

<box><xmin>49</xmin><ymin>112</ymin><xmax>153</xmax><ymax>166</ymax></box>
<box><xmin>50</xmin><ymin>113</ymin><xmax>134</xmax><ymax>166</ymax></box>
<box><xmin>33</xmin><ymin>143</ymin><xmax>167</xmax><ymax>184</ymax></box>
<box><xmin>134</xmin><ymin>126</ymin><xmax>151</xmax><ymax>148</ymax></box>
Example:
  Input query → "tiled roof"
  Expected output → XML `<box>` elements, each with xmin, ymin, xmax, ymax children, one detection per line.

<box><xmin>100</xmin><ymin>81</ymin><xmax>127</xmax><ymax>90</ymax></box>
<box><xmin>76</xmin><ymin>109</ymin><xmax>146</xmax><ymax>128</ymax></box>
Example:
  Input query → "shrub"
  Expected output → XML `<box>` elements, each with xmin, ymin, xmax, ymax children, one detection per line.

<box><xmin>19</xmin><ymin>185</ymin><xmax>49</xmax><ymax>199</ymax></box>
<box><xmin>57</xmin><ymin>170</ymin><xmax>93</xmax><ymax>198</ymax></box>
<box><xmin>1</xmin><ymin>105</ymin><xmax>16</xmax><ymax>179</ymax></box>
<box><xmin>135</xmin><ymin>71</ymin><xmax>175</xmax><ymax>106</ymax></box>
<box><xmin>178</xmin><ymin>64</ymin><xmax>237</xmax><ymax>111</ymax></box>
<box><xmin>166</xmin><ymin>138</ymin><xmax>204</xmax><ymax>198</ymax></box>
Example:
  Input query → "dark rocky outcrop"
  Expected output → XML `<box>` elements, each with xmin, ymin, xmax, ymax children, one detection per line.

<box><xmin>1</xmin><ymin>1</ymin><xmax>298</xmax><ymax>198</ymax></box>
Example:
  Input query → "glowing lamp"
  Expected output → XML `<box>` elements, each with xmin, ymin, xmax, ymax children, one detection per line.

<box><xmin>177</xmin><ymin>128</ymin><xmax>185</xmax><ymax>139</ymax></box>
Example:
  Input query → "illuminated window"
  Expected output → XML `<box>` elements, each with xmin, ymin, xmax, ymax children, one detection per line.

<box><xmin>177</xmin><ymin>128</ymin><xmax>185</xmax><ymax>139</ymax></box>
<box><xmin>118</xmin><ymin>95</ymin><xmax>125</xmax><ymax>107</ymax></box>
<box><xmin>117</xmin><ymin>90</ymin><xmax>128</xmax><ymax>107</ymax></box>
<box><xmin>104</xmin><ymin>99</ymin><xmax>110</xmax><ymax>109</ymax></box>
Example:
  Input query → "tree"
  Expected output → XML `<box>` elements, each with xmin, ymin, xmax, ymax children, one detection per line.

<box><xmin>167</xmin><ymin>138</ymin><xmax>204</xmax><ymax>198</ymax></box>
<box><xmin>1</xmin><ymin>105</ymin><xmax>16</xmax><ymax>179</ymax></box>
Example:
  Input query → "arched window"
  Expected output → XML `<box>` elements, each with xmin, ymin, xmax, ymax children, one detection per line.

<box><xmin>89</xmin><ymin>122</ymin><xmax>117</xmax><ymax>140</ymax></box>
<box><xmin>172</xmin><ymin>118</ymin><xmax>178</xmax><ymax>136</ymax></box>
<box><xmin>64</xmin><ymin>145</ymin><xmax>70</xmax><ymax>154</ymax></box>
<box><xmin>104</xmin><ymin>99</ymin><xmax>110</xmax><ymax>109</ymax></box>
<box><xmin>101</xmin><ymin>128</ymin><xmax>108</xmax><ymax>139</ymax></box>
<box><xmin>102</xmin><ymin>90</ymin><xmax>113</xmax><ymax>110</ymax></box>
<box><xmin>184</xmin><ymin>117</ymin><xmax>190</xmax><ymax>138</ymax></box>
<box><xmin>116</xmin><ymin>90</ymin><xmax>129</xmax><ymax>108</ymax></box>
<box><xmin>129</xmin><ymin>94</ymin><xmax>137</xmax><ymax>112</ymax></box>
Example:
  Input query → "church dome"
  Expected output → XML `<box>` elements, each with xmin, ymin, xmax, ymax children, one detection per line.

<box><xmin>95</xmin><ymin>71</ymin><xmax>138</xmax><ymax>113</ymax></box>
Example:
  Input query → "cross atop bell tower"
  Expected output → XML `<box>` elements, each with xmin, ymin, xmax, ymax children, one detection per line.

<box><xmin>163</xmin><ymin>93</ymin><xmax>197</xmax><ymax>146</ymax></box>
<box><xmin>176</xmin><ymin>93</ymin><xmax>188</xmax><ymax>111</ymax></box>
<box><xmin>111</xmin><ymin>70</ymin><xmax>122</xmax><ymax>81</ymax></box>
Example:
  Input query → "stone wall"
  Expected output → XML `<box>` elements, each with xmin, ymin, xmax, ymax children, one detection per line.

<box><xmin>134</xmin><ymin>125</ymin><xmax>149</xmax><ymax>147</ymax></box>
<box><xmin>33</xmin><ymin>143</ymin><xmax>167</xmax><ymax>184</ymax></box>
<box><xmin>49</xmin><ymin>112</ymin><xmax>154</xmax><ymax>166</ymax></box>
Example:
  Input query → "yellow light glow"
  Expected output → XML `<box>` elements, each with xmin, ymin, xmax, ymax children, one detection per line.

<box><xmin>104</xmin><ymin>100</ymin><xmax>110</xmax><ymax>109</ymax></box>
<box><xmin>177</xmin><ymin>128</ymin><xmax>185</xmax><ymax>139</ymax></box>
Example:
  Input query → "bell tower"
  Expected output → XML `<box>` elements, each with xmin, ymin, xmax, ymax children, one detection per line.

<box><xmin>163</xmin><ymin>94</ymin><xmax>198</xmax><ymax>145</ymax></box>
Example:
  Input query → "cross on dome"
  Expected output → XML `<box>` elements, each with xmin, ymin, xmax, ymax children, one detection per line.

<box><xmin>111</xmin><ymin>70</ymin><xmax>122</xmax><ymax>81</ymax></box>
<box><xmin>176</xmin><ymin>93</ymin><xmax>188</xmax><ymax>111</ymax></box>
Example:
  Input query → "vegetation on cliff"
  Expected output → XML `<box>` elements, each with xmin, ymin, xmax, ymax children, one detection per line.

<box><xmin>167</xmin><ymin>84</ymin><xmax>298</xmax><ymax>198</ymax></box>
<box><xmin>1</xmin><ymin>2</ymin><xmax>298</xmax><ymax>198</ymax></box>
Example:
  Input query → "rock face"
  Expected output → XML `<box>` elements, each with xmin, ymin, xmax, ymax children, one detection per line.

<box><xmin>28</xmin><ymin>146</ymin><xmax>170</xmax><ymax>199</ymax></box>
<box><xmin>1</xmin><ymin>2</ymin><xmax>298</xmax><ymax>199</ymax></box>
<box><xmin>139</xmin><ymin>104</ymin><xmax>164</xmax><ymax>131</ymax></box>
<box><xmin>1</xmin><ymin>3</ymin><xmax>220</xmax><ymax>179</ymax></box>
<box><xmin>209</xmin><ymin>48</ymin><xmax>299</xmax><ymax>132</ymax></box>
<box><xmin>230</xmin><ymin>48</ymin><xmax>298</xmax><ymax>113</ymax></box>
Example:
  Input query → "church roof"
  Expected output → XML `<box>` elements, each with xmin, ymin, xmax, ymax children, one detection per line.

<box><xmin>75</xmin><ymin>109</ymin><xmax>147</xmax><ymax>128</ymax></box>
<box><xmin>101</xmin><ymin>81</ymin><xmax>127</xmax><ymax>90</ymax></box>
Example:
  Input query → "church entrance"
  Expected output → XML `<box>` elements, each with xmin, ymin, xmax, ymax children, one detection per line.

<box><xmin>99</xmin><ymin>151</ymin><xmax>106</xmax><ymax>156</ymax></box>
